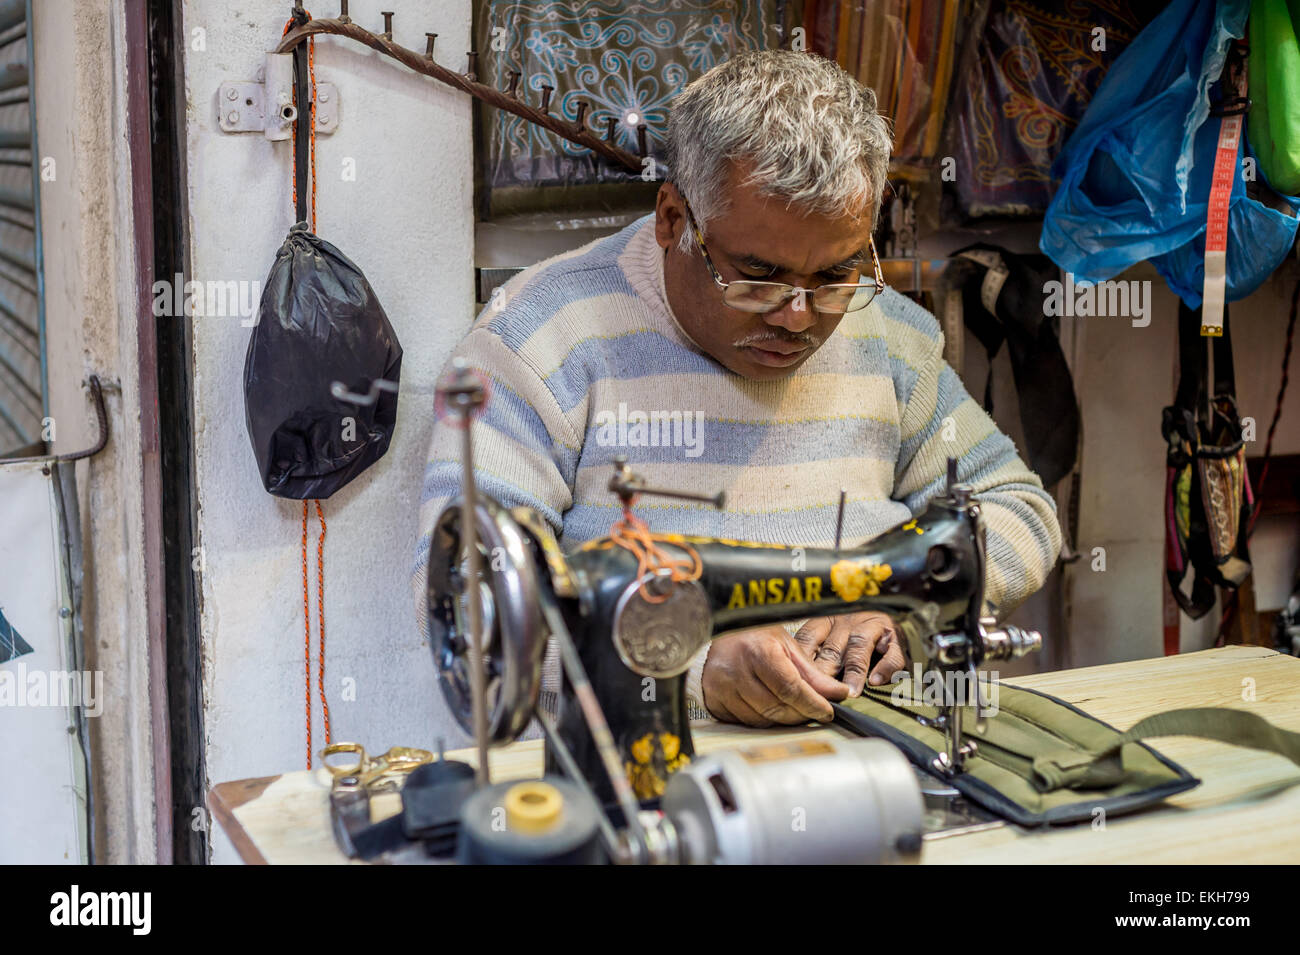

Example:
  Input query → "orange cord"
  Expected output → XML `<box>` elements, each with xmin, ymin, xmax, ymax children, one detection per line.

<box><xmin>609</xmin><ymin>502</ymin><xmax>703</xmax><ymax>603</ymax></box>
<box><xmin>315</xmin><ymin>500</ymin><xmax>330</xmax><ymax>746</ymax></box>
<box><xmin>301</xmin><ymin>501</ymin><xmax>312</xmax><ymax>768</ymax></box>
<box><xmin>287</xmin><ymin>12</ymin><xmax>323</xmax><ymax>768</ymax></box>
<box><xmin>299</xmin><ymin>500</ymin><xmax>329</xmax><ymax>769</ymax></box>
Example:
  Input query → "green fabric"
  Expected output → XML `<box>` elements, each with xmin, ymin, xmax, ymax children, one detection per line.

<box><xmin>1249</xmin><ymin>0</ymin><xmax>1300</xmax><ymax>194</ymax></box>
<box><xmin>840</xmin><ymin>678</ymin><xmax>1186</xmax><ymax>818</ymax></box>
<box><xmin>837</xmin><ymin>677</ymin><xmax>1300</xmax><ymax>825</ymax></box>
<box><xmin>1034</xmin><ymin>706</ymin><xmax>1300</xmax><ymax>789</ymax></box>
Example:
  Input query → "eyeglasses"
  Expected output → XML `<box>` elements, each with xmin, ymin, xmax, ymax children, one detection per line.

<box><xmin>682</xmin><ymin>198</ymin><xmax>885</xmax><ymax>315</ymax></box>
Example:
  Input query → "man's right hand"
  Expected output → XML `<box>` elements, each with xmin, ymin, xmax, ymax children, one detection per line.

<box><xmin>700</xmin><ymin>628</ymin><xmax>851</xmax><ymax>726</ymax></box>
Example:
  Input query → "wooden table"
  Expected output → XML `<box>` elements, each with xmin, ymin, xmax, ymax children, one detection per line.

<box><xmin>210</xmin><ymin>646</ymin><xmax>1300</xmax><ymax>864</ymax></box>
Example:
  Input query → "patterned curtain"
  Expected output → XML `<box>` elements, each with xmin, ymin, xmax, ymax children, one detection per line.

<box><xmin>802</xmin><ymin>0</ymin><xmax>969</xmax><ymax>180</ymax></box>
<box><xmin>947</xmin><ymin>0</ymin><xmax>1166</xmax><ymax>217</ymax></box>
<box><xmin>476</xmin><ymin>1</ymin><xmax>788</xmax><ymax>217</ymax></box>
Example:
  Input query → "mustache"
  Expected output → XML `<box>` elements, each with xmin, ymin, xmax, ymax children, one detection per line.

<box><xmin>732</xmin><ymin>330</ymin><xmax>823</xmax><ymax>350</ymax></box>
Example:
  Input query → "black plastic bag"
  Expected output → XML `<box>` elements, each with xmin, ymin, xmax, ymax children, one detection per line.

<box><xmin>243</xmin><ymin>222</ymin><xmax>402</xmax><ymax>500</ymax></box>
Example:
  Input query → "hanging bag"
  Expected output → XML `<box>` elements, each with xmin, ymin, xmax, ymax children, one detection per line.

<box><xmin>1248</xmin><ymin>0</ymin><xmax>1300</xmax><ymax>195</ymax></box>
<box><xmin>1161</xmin><ymin>303</ymin><xmax>1253</xmax><ymax>620</ymax></box>
<box><xmin>242</xmin><ymin>10</ymin><xmax>402</xmax><ymax>500</ymax></box>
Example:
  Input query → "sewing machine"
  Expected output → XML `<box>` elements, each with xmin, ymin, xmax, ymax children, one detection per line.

<box><xmin>420</xmin><ymin>365</ymin><xmax>1041</xmax><ymax>863</ymax></box>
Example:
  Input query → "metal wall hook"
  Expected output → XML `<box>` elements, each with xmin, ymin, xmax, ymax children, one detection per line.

<box><xmin>636</xmin><ymin>123</ymin><xmax>648</xmax><ymax>158</ymax></box>
<box><xmin>338</xmin><ymin>0</ymin><xmax>350</xmax><ymax>24</ymax></box>
<box><xmin>0</xmin><ymin>375</ymin><xmax>109</xmax><ymax>466</ymax></box>
<box><xmin>539</xmin><ymin>84</ymin><xmax>553</xmax><ymax>113</ymax></box>
<box><xmin>605</xmin><ymin>117</ymin><xmax>616</xmax><ymax>142</ymax></box>
<box><xmin>424</xmin><ymin>32</ymin><xmax>437</xmax><ymax>58</ymax></box>
<box><xmin>380</xmin><ymin>11</ymin><xmax>394</xmax><ymax>41</ymax></box>
<box><xmin>573</xmin><ymin>100</ymin><xmax>589</xmax><ymax>134</ymax></box>
<box><xmin>275</xmin><ymin>21</ymin><xmax>642</xmax><ymax>173</ymax></box>
<box><xmin>506</xmin><ymin>70</ymin><xmax>521</xmax><ymax>98</ymax></box>
<box><xmin>330</xmin><ymin>378</ymin><xmax>399</xmax><ymax>408</ymax></box>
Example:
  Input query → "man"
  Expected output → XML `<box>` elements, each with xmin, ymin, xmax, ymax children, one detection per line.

<box><xmin>414</xmin><ymin>50</ymin><xmax>1061</xmax><ymax>727</ymax></box>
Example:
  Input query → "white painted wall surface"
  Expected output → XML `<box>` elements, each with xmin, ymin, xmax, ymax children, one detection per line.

<box><xmin>1064</xmin><ymin>266</ymin><xmax>1300</xmax><ymax>668</ymax></box>
<box><xmin>179</xmin><ymin>0</ymin><xmax>474</xmax><ymax>863</ymax></box>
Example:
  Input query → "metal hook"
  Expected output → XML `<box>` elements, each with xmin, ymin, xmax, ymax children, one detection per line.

<box><xmin>425</xmin><ymin>32</ymin><xmax>437</xmax><ymax>58</ymax></box>
<box><xmin>338</xmin><ymin>0</ymin><xmax>350</xmax><ymax>23</ymax></box>
<box><xmin>0</xmin><ymin>375</ymin><xmax>109</xmax><ymax>466</ymax></box>
<box><xmin>506</xmin><ymin>70</ymin><xmax>521</xmax><ymax>98</ymax></box>
<box><xmin>465</xmin><ymin>51</ymin><xmax>478</xmax><ymax>80</ymax></box>
<box><xmin>604</xmin><ymin>117</ymin><xmax>615</xmax><ymax>142</ymax></box>
<box><xmin>330</xmin><ymin>378</ymin><xmax>399</xmax><ymax>407</ymax></box>
<box><xmin>573</xmin><ymin>100</ymin><xmax>589</xmax><ymax>134</ymax></box>
<box><xmin>539</xmin><ymin>84</ymin><xmax>553</xmax><ymax>113</ymax></box>
<box><xmin>636</xmin><ymin>123</ymin><xmax>648</xmax><ymax>158</ymax></box>
<box><xmin>381</xmin><ymin>11</ymin><xmax>393</xmax><ymax>40</ymax></box>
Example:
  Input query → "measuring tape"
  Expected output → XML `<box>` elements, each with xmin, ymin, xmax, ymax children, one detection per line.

<box><xmin>1200</xmin><ymin>41</ymin><xmax>1250</xmax><ymax>337</ymax></box>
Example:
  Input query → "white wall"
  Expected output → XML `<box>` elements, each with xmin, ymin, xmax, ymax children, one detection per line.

<box><xmin>179</xmin><ymin>0</ymin><xmax>475</xmax><ymax>863</ymax></box>
<box><xmin>1065</xmin><ymin>264</ymin><xmax>1300</xmax><ymax>667</ymax></box>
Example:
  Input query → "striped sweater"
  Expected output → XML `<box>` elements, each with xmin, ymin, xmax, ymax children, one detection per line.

<box><xmin>414</xmin><ymin>214</ymin><xmax>1062</xmax><ymax>714</ymax></box>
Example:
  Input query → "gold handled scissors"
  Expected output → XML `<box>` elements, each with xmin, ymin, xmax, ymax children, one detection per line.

<box><xmin>322</xmin><ymin>742</ymin><xmax>434</xmax><ymax>792</ymax></box>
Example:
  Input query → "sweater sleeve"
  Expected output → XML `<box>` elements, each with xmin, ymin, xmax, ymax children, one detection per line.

<box><xmin>886</xmin><ymin>295</ymin><xmax>1062</xmax><ymax>616</ymax></box>
<box><xmin>412</xmin><ymin>324</ymin><xmax>582</xmax><ymax>644</ymax></box>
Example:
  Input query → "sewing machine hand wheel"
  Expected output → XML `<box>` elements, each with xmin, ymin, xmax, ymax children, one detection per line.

<box><xmin>426</xmin><ymin>498</ymin><xmax>547</xmax><ymax>744</ymax></box>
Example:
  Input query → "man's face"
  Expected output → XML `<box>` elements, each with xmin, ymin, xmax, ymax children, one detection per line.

<box><xmin>655</xmin><ymin>163</ymin><xmax>874</xmax><ymax>381</ymax></box>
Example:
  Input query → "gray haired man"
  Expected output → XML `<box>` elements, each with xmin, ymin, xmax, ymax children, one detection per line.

<box><xmin>415</xmin><ymin>51</ymin><xmax>1061</xmax><ymax>726</ymax></box>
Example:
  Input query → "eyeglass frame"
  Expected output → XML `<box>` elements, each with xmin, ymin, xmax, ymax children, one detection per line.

<box><xmin>681</xmin><ymin>196</ymin><xmax>886</xmax><ymax>315</ymax></box>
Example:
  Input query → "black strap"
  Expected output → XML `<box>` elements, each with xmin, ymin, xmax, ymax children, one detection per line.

<box><xmin>1172</xmin><ymin>301</ymin><xmax>1237</xmax><ymax>440</ymax></box>
<box><xmin>1167</xmin><ymin>564</ymin><xmax>1217</xmax><ymax>619</ymax></box>
<box><xmin>290</xmin><ymin>7</ymin><xmax>311</xmax><ymax>226</ymax></box>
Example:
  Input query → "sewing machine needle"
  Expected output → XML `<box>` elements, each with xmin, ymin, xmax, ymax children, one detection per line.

<box><xmin>834</xmin><ymin>489</ymin><xmax>847</xmax><ymax>551</ymax></box>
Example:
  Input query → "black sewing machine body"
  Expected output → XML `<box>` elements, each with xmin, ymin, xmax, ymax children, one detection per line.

<box><xmin>546</xmin><ymin>493</ymin><xmax>986</xmax><ymax>801</ymax></box>
<box><xmin>427</xmin><ymin>476</ymin><xmax>1015</xmax><ymax>804</ymax></box>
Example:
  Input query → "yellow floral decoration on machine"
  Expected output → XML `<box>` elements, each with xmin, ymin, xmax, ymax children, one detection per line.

<box><xmin>624</xmin><ymin>732</ymin><xmax>690</xmax><ymax>799</ymax></box>
<box><xmin>829</xmin><ymin>560</ymin><xmax>892</xmax><ymax>602</ymax></box>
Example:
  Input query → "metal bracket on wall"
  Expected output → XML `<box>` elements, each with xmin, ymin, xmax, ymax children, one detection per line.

<box><xmin>218</xmin><ymin>53</ymin><xmax>339</xmax><ymax>139</ymax></box>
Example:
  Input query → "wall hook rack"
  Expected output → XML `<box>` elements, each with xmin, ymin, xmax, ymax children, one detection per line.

<box><xmin>274</xmin><ymin>9</ymin><xmax>644</xmax><ymax>174</ymax></box>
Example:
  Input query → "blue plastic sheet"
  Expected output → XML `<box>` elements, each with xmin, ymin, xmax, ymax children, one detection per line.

<box><xmin>1040</xmin><ymin>0</ymin><xmax>1299</xmax><ymax>308</ymax></box>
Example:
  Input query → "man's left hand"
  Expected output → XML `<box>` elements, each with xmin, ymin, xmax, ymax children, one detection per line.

<box><xmin>793</xmin><ymin>612</ymin><xmax>906</xmax><ymax>696</ymax></box>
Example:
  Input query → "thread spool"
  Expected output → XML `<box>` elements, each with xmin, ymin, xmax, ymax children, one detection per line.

<box><xmin>457</xmin><ymin>776</ymin><xmax>602</xmax><ymax>865</ymax></box>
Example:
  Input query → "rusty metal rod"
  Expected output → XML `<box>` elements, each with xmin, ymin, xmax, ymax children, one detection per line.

<box><xmin>275</xmin><ymin>18</ymin><xmax>641</xmax><ymax>173</ymax></box>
